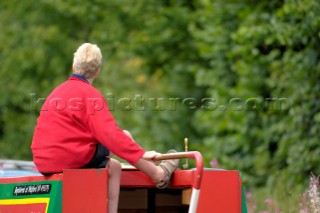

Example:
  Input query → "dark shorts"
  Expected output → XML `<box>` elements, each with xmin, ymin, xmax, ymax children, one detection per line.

<box><xmin>41</xmin><ymin>144</ymin><xmax>110</xmax><ymax>176</ymax></box>
<box><xmin>83</xmin><ymin>143</ymin><xmax>110</xmax><ymax>168</ymax></box>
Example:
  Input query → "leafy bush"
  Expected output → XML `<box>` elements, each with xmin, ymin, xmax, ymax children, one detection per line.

<box><xmin>0</xmin><ymin>0</ymin><xmax>319</xmax><ymax>190</ymax></box>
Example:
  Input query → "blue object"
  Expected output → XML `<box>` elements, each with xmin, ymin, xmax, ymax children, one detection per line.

<box><xmin>0</xmin><ymin>169</ymin><xmax>41</xmax><ymax>177</ymax></box>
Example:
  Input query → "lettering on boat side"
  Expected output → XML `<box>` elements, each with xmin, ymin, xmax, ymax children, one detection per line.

<box><xmin>13</xmin><ymin>184</ymin><xmax>51</xmax><ymax>196</ymax></box>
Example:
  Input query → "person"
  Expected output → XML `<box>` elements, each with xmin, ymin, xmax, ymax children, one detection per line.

<box><xmin>31</xmin><ymin>43</ymin><xmax>179</xmax><ymax>213</ymax></box>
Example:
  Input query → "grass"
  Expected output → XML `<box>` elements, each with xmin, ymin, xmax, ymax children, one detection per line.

<box><xmin>245</xmin><ymin>174</ymin><xmax>320</xmax><ymax>213</ymax></box>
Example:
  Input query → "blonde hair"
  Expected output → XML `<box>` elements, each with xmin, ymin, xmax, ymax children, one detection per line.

<box><xmin>73</xmin><ymin>43</ymin><xmax>102</xmax><ymax>79</ymax></box>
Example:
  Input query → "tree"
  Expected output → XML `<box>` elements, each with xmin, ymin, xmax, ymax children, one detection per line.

<box><xmin>1</xmin><ymin>0</ymin><xmax>320</xmax><ymax>190</ymax></box>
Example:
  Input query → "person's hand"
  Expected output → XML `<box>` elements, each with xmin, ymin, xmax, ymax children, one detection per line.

<box><xmin>142</xmin><ymin>151</ymin><xmax>161</xmax><ymax>164</ymax></box>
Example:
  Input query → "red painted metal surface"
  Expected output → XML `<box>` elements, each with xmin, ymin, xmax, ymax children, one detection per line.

<box><xmin>0</xmin><ymin>174</ymin><xmax>63</xmax><ymax>183</ymax></box>
<box><xmin>121</xmin><ymin>169</ymin><xmax>242</xmax><ymax>212</ymax></box>
<box><xmin>187</xmin><ymin>151</ymin><xmax>203</xmax><ymax>190</ymax></box>
<box><xmin>0</xmin><ymin>169</ymin><xmax>194</xmax><ymax>189</ymax></box>
<box><xmin>0</xmin><ymin>203</ymin><xmax>47</xmax><ymax>212</ymax></box>
<box><xmin>1</xmin><ymin>168</ymin><xmax>242</xmax><ymax>212</ymax></box>
<box><xmin>62</xmin><ymin>169</ymin><xmax>108</xmax><ymax>213</ymax></box>
<box><xmin>197</xmin><ymin>170</ymin><xmax>241</xmax><ymax>213</ymax></box>
<box><xmin>121</xmin><ymin>169</ymin><xmax>194</xmax><ymax>188</ymax></box>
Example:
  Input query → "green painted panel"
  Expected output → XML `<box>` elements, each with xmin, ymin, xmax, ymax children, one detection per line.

<box><xmin>0</xmin><ymin>180</ymin><xmax>62</xmax><ymax>213</ymax></box>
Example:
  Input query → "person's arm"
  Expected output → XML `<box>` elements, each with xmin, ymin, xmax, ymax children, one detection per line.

<box><xmin>86</xmin><ymin>98</ymin><xmax>146</xmax><ymax>165</ymax></box>
<box><xmin>123</xmin><ymin>129</ymin><xmax>161</xmax><ymax>163</ymax></box>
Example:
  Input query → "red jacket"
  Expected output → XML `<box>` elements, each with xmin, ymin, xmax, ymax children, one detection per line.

<box><xmin>31</xmin><ymin>75</ymin><xmax>145</xmax><ymax>173</ymax></box>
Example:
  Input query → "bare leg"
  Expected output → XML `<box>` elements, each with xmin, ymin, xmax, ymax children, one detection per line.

<box><xmin>107</xmin><ymin>158</ymin><xmax>122</xmax><ymax>213</ymax></box>
<box><xmin>133</xmin><ymin>158</ymin><xmax>165</xmax><ymax>183</ymax></box>
<box><xmin>123</xmin><ymin>130</ymin><xmax>176</xmax><ymax>186</ymax></box>
<box><xmin>123</xmin><ymin>130</ymin><xmax>165</xmax><ymax>183</ymax></box>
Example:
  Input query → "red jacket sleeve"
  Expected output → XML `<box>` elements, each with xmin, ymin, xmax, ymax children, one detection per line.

<box><xmin>85</xmin><ymin>95</ymin><xmax>145</xmax><ymax>165</ymax></box>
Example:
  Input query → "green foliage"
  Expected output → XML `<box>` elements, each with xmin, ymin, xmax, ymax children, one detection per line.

<box><xmin>0</xmin><ymin>0</ymin><xmax>319</xmax><ymax>191</ymax></box>
<box><xmin>192</xmin><ymin>0</ymin><xmax>320</xmax><ymax>187</ymax></box>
